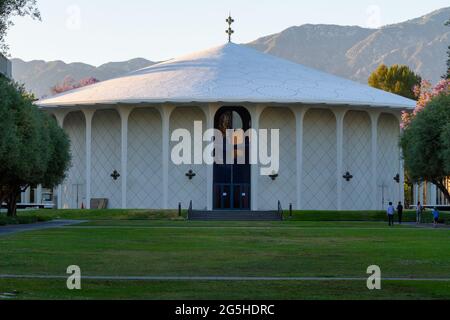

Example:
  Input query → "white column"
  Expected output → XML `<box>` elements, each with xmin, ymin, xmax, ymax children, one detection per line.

<box><xmin>419</xmin><ymin>183</ymin><xmax>424</xmax><ymax>204</ymax></box>
<box><xmin>54</xmin><ymin>110</ymin><xmax>68</xmax><ymax>209</ymax></box>
<box><xmin>32</xmin><ymin>187</ymin><xmax>37</xmax><ymax>203</ymax></box>
<box><xmin>160</xmin><ymin>106</ymin><xmax>175</xmax><ymax>210</ymax></box>
<box><xmin>82</xmin><ymin>110</ymin><xmax>95</xmax><ymax>210</ymax></box>
<box><xmin>414</xmin><ymin>183</ymin><xmax>419</xmax><ymax>206</ymax></box>
<box><xmin>24</xmin><ymin>187</ymin><xmax>31</xmax><ymax>204</ymax></box>
<box><xmin>36</xmin><ymin>185</ymin><xmax>43</xmax><ymax>204</ymax></box>
<box><xmin>430</xmin><ymin>184</ymin><xmax>438</xmax><ymax>206</ymax></box>
<box><xmin>398</xmin><ymin>116</ymin><xmax>405</xmax><ymax>206</ymax></box>
<box><xmin>399</xmin><ymin>162</ymin><xmax>405</xmax><ymax>205</ymax></box>
<box><xmin>251</xmin><ymin>105</ymin><xmax>264</xmax><ymax>211</ymax></box>
<box><xmin>292</xmin><ymin>107</ymin><xmax>308</xmax><ymax>210</ymax></box>
<box><xmin>118</xmin><ymin>106</ymin><xmax>133</xmax><ymax>209</ymax></box>
<box><xmin>370</xmin><ymin>112</ymin><xmax>380</xmax><ymax>210</ymax></box>
<box><xmin>333</xmin><ymin>109</ymin><xmax>347</xmax><ymax>211</ymax></box>
<box><xmin>205</xmin><ymin>104</ymin><xmax>219</xmax><ymax>211</ymax></box>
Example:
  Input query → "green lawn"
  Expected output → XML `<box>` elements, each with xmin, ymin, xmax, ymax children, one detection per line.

<box><xmin>12</xmin><ymin>208</ymin><xmax>450</xmax><ymax>224</ymax></box>
<box><xmin>0</xmin><ymin>214</ymin><xmax>51</xmax><ymax>226</ymax></box>
<box><xmin>1</xmin><ymin>279</ymin><xmax>449</xmax><ymax>300</ymax></box>
<box><xmin>17</xmin><ymin>208</ymin><xmax>186</xmax><ymax>221</ymax></box>
<box><xmin>0</xmin><ymin>212</ymin><xmax>449</xmax><ymax>300</ymax></box>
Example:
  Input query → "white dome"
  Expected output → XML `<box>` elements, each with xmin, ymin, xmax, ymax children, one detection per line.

<box><xmin>37</xmin><ymin>43</ymin><xmax>415</xmax><ymax>109</ymax></box>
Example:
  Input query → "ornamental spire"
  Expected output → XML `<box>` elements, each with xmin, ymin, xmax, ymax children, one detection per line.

<box><xmin>226</xmin><ymin>14</ymin><xmax>234</xmax><ymax>43</ymax></box>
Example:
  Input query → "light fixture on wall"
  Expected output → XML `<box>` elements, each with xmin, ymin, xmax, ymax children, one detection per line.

<box><xmin>111</xmin><ymin>170</ymin><xmax>121</xmax><ymax>181</ymax></box>
<box><xmin>394</xmin><ymin>174</ymin><xmax>400</xmax><ymax>184</ymax></box>
<box><xmin>343</xmin><ymin>172</ymin><xmax>353</xmax><ymax>182</ymax></box>
<box><xmin>186</xmin><ymin>170</ymin><xmax>196</xmax><ymax>180</ymax></box>
<box><xmin>269</xmin><ymin>171</ymin><xmax>279</xmax><ymax>181</ymax></box>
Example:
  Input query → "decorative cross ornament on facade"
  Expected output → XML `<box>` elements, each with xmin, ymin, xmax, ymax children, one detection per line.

<box><xmin>186</xmin><ymin>170</ymin><xmax>196</xmax><ymax>180</ymax></box>
<box><xmin>393</xmin><ymin>174</ymin><xmax>400</xmax><ymax>184</ymax></box>
<box><xmin>111</xmin><ymin>170</ymin><xmax>121</xmax><ymax>181</ymax></box>
<box><xmin>226</xmin><ymin>14</ymin><xmax>234</xmax><ymax>43</ymax></box>
<box><xmin>343</xmin><ymin>172</ymin><xmax>353</xmax><ymax>182</ymax></box>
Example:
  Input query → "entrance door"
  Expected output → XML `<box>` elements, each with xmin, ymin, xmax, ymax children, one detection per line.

<box><xmin>213</xmin><ymin>107</ymin><xmax>251</xmax><ymax>210</ymax></box>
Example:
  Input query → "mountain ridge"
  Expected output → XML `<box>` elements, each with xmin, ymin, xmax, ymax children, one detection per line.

<box><xmin>12</xmin><ymin>7</ymin><xmax>450</xmax><ymax>98</ymax></box>
<box><xmin>247</xmin><ymin>7</ymin><xmax>450</xmax><ymax>84</ymax></box>
<box><xmin>12</xmin><ymin>57</ymin><xmax>156</xmax><ymax>98</ymax></box>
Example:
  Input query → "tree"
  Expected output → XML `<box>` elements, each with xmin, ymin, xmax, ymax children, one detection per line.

<box><xmin>368</xmin><ymin>64</ymin><xmax>421</xmax><ymax>100</ymax></box>
<box><xmin>444</xmin><ymin>19</ymin><xmax>450</xmax><ymax>80</ymax></box>
<box><xmin>402</xmin><ymin>79</ymin><xmax>450</xmax><ymax>127</ymax></box>
<box><xmin>445</xmin><ymin>46</ymin><xmax>450</xmax><ymax>80</ymax></box>
<box><xmin>401</xmin><ymin>93</ymin><xmax>450</xmax><ymax>203</ymax></box>
<box><xmin>0</xmin><ymin>0</ymin><xmax>40</xmax><ymax>54</ymax></box>
<box><xmin>0</xmin><ymin>76</ymin><xmax>70</xmax><ymax>216</ymax></box>
<box><xmin>51</xmin><ymin>76</ymin><xmax>99</xmax><ymax>95</ymax></box>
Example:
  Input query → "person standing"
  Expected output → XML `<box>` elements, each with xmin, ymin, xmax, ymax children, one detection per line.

<box><xmin>416</xmin><ymin>202</ymin><xmax>423</xmax><ymax>224</ymax></box>
<box><xmin>432</xmin><ymin>207</ymin><xmax>440</xmax><ymax>227</ymax></box>
<box><xmin>387</xmin><ymin>202</ymin><xmax>395</xmax><ymax>226</ymax></box>
<box><xmin>397</xmin><ymin>202</ymin><xmax>404</xmax><ymax>224</ymax></box>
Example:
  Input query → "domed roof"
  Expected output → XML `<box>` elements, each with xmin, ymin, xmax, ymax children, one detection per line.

<box><xmin>37</xmin><ymin>42</ymin><xmax>415</xmax><ymax>109</ymax></box>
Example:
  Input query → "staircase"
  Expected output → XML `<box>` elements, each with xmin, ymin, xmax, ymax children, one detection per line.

<box><xmin>188</xmin><ymin>210</ymin><xmax>283</xmax><ymax>221</ymax></box>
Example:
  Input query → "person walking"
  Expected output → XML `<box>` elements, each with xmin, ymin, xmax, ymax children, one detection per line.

<box><xmin>387</xmin><ymin>202</ymin><xmax>395</xmax><ymax>227</ymax></box>
<box><xmin>432</xmin><ymin>207</ymin><xmax>440</xmax><ymax>228</ymax></box>
<box><xmin>416</xmin><ymin>202</ymin><xmax>423</xmax><ymax>224</ymax></box>
<box><xmin>397</xmin><ymin>201</ymin><xmax>404</xmax><ymax>224</ymax></box>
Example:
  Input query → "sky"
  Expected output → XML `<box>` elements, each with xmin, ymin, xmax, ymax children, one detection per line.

<box><xmin>6</xmin><ymin>0</ymin><xmax>450</xmax><ymax>66</ymax></box>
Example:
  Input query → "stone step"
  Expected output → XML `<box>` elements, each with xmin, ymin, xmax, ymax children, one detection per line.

<box><xmin>189</xmin><ymin>211</ymin><xmax>283</xmax><ymax>221</ymax></box>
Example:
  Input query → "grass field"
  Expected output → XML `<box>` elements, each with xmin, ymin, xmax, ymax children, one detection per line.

<box><xmin>0</xmin><ymin>210</ymin><xmax>449</xmax><ymax>300</ymax></box>
<box><xmin>8</xmin><ymin>208</ymin><xmax>450</xmax><ymax>223</ymax></box>
<box><xmin>0</xmin><ymin>214</ymin><xmax>51</xmax><ymax>226</ymax></box>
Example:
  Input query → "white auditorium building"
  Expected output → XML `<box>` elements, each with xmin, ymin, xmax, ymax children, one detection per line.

<box><xmin>37</xmin><ymin>42</ymin><xmax>416</xmax><ymax>211</ymax></box>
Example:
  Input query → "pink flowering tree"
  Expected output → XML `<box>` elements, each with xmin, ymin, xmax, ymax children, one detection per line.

<box><xmin>51</xmin><ymin>76</ymin><xmax>99</xmax><ymax>95</ymax></box>
<box><xmin>400</xmin><ymin>79</ymin><xmax>450</xmax><ymax>203</ymax></box>
<box><xmin>402</xmin><ymin>79</ymin><xmax>450</xmax><ymax>128</ymax></box>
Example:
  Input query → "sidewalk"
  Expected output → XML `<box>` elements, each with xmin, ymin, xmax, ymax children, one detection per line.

<box><xmin>402</xmin><ymin>222</ymin><xmax>450</xmax><ymax>229</ymax></box>
<box><xmin>0</xmin><ymin>220</ymin><xmax>85</xmax><ymax>236</ymax></box>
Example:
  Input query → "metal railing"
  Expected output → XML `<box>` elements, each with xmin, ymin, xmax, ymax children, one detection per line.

<box><xmin>187</xmin><ymin>200</ymin><xmax>193</xmax><ymax>220</ymax></box>
<box><xmin>278</xmin><ymin>200</ymin><xmax>284</xmax><ymax>220</ymax></box>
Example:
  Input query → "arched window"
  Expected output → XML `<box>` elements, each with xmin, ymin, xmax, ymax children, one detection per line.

<box><xmin>217</xmin><ymin>111</ymin><xmax>244</xmax><ymax>135</ymax></box>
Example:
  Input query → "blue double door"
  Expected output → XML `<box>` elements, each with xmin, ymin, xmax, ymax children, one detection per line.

<box><xmin>213</xmin><ymin>107</ymin><xmax>252</xmax><ymax>211</ymax></box>
<box><xmin>213</xmin><ymin>166</ymin><xmax>251</xmax><ymax>210</ymax></box>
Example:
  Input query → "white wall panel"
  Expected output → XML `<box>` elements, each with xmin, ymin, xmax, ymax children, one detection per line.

<box><xmin>91</xmin><ymin>109</ymin><xmax>121</xmax><ymax>209</ymax></box>
<box><xmin>377</xmin><ymin>113</ymin><xmax>401</xmax><ymax>209</ymax></box>
<box><xmin>343</xmin><ymin>111</ymin><xmax>372</xmax><ymax>210</ymax></box>
<box><xmin>302</xmin><ymin>109</ymin><xmax>337</xmax><ymax>210</ymax></box>
<box><xmin>127</xmin><ymin>108</ymin><xmax>163</xmax><ymax>209</ymax></box>
<box><xmin>62</xmin><ymin>112</ymin><xmax>86</xmax><ymax>209</ymax></box>
<box><xmin>258</xmin><ymin>108</ymin><xmax>297</xmax><ymax>211</ymax></box>
<box><xmin>169</xmin><ymin>107</ymin><xmax>207</xmax><ymax>210</ymax></box>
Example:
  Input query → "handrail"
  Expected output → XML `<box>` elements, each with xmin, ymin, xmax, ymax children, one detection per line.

<box><xmin>278</xmin><ymin>200</ymin><xmax>283</xmax><ymax>220</ymax></box>
<box><xmin>188</xmin><ymin>200</ymin><xmax>193</xmax><ymax>220</ymax></box>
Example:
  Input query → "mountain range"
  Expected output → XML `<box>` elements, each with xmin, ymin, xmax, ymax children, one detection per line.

<box><xmin>12</xmin><ymin>7</ymin><xmax>450</xmax><ymax>98</ymax></box>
